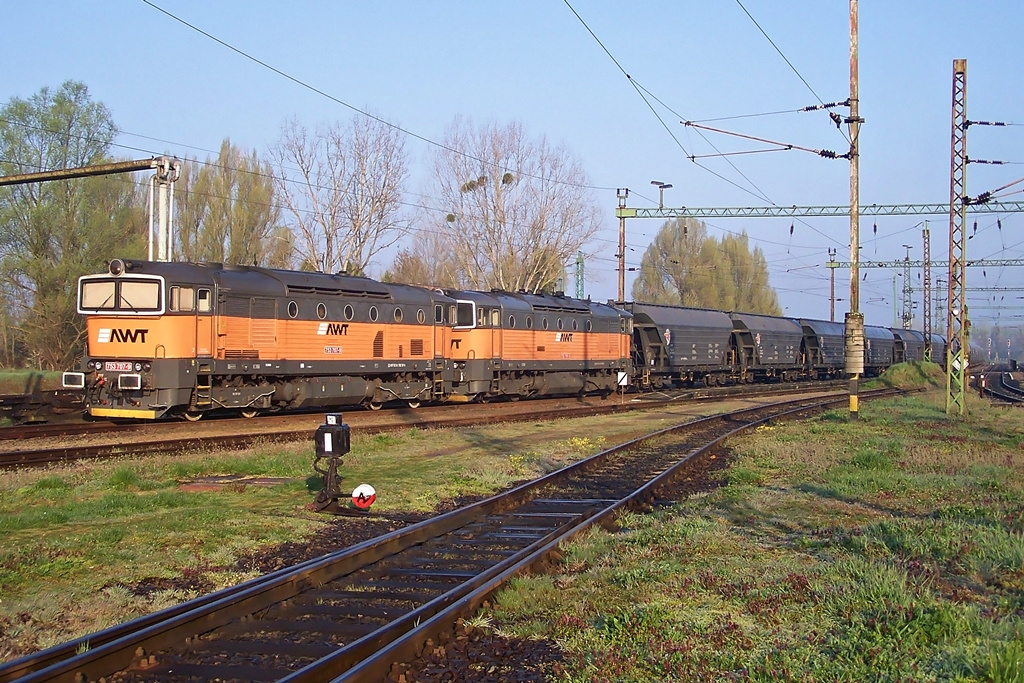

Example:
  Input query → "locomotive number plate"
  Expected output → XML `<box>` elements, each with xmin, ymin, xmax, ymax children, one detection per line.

<box><xmin>105</xmin><ymin>361</ymin><xmax>134</xmax><ymax>372</ymax></box>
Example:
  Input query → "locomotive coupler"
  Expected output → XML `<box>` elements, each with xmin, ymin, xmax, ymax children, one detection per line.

<box><xmin>313</xmin><ymin>413</ymin><xmax>350</xmax><ymax>512</ymax></box>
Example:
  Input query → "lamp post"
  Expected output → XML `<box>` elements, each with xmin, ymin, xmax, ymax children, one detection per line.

<box><xmin>651</xmin><ymin>180</ymin><xmax>673</xmax><ymax>209</ymax></box>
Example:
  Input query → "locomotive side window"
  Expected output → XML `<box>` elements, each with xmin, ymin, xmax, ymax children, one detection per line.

<box><xmin>197</xmin><ymin>288</ymin><xmax>212</xmax><ymax>313</ymax></box>
<box><xmin>454</xmin><ymin>301</ymin><xmax>475</xmax><ymax>329</ymax></box>
<box><xmin>585</xmin><ymin>319</ymin><xmax>593</xmax><ymax>332</ymax></box>
<box><xmin>526</xmin><ymin>316</ymin><xmax>533</xmax><ymax>329</ymax></box>
<box><xmin>572</xmin><ymin>319</ymin><xmax>579</xmax><ymax>331</ymax></box>
<box><xmin>556</xmin><ymin>318</ymin><xmax>563</xmax><ymax>330</ymax></box>
<box><xmin>491</xmin><ymin>309</ymin><xmax>500</xmax><ymax>327</ymax></box>
<box><xmin>317</xmin><ymin>303</ymin><xmax>327</xmax><ymax>320</ymax></box>
<box><xmin>417</xmin><ymin>309</ymin><xmax>426</xmax><ymax>324</ymax></box>
<box><xmin>394</xmin><ymin>307</ymin><xmax>403</xmax><ymax>323</ymax></box>
<box><xmin>476</xmin><ymin>307</ymin><xmax>487</xmax><ymax>327</ymax></box>
<box><xmin>288</xmin><ymin>301</ymin><xmax>299</xmax><ymax>318</ymax></box>
<box><xmin>508</xmin><ymin>315</ymin><xmax>516</xmax><ymax>328</ymax></box>
<box><xmin>170</xmin><ymin>286</ymin><xmax>195</xmax><ymax>312</ymax></box>
<box><xmin>344</xmin><ymin>304</ymin><xmax>355</xmax><ymax>321</ymax></box>
<box><xmin>541</xmin><ymin>317</ymin><xmax>549</xmax><ymax>330</ymax></box>
<box><xmin>369</xmin><ymin>306</ymin><xmax>379</xmax><ymax>322</ymax></box>
<box><xmin>620</xmin><ymin>318</ymin><xmax>627</xmax><ymax>333</ymax></box>
<box><xmin>435</xmin><ymin>304</ymin><xmax>444</xmax><ymax>324</ymax></box>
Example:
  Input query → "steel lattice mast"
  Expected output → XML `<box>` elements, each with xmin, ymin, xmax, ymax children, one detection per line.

<box><xmin>947</xmin><ymin>59</ymin><xmax>969</xmax><ymax>416</ymax></box>
<box><xmin>923</xmin><ymin>224</ymin><xmax>932</xmax><ymax>360</ymax></box>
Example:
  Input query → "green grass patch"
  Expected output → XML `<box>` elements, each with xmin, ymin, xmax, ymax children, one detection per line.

<box><xmin>487</xmin><ymin>391</ymin><xmax>1024</xmax><ymax>681</ymax></box>
<box><xmin>0</xmin><ymin>369</ymin><xmax>63</xmax><ymax>395</ymax></box>
<box><xmin>1</xmin><ymin>406</ymin><xmax>687</xmax><ymax>661</ymax></box>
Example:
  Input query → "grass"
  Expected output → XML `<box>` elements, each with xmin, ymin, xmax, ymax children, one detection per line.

<box><xmin>0</xmin><ymin>405</ymin><xmax>696</xmax><ymax>662</ymax></box>
<box><xmin>483</xmin><ymin>381</ymin><xmax>1024</xmax><ymax>682</ymax></box>
<box><xmin>0</xmin><ymin>369</ymin><xmax>63</xmax><ymax>395</ymax></box>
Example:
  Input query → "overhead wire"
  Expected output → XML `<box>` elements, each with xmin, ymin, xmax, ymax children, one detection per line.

<box><xmin>139</xmin><ymin>0</ymin><xmax>616</xmax><ymax>194</ymax></box>
<box><xmin>561</xmin><ymin>0</ymin><xmax>847</xmax><ymax>262</ymax></box>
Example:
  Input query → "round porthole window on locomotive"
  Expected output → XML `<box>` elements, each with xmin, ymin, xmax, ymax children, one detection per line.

<box><xmin>369</xmin><ymin>306</ymin><xmax>379</xmax><ymax>322</ymax></box>
<box><xmin>287</xmin><ymin>301</ymin><xmax>298</xmax><ymax>318</ymax></box>
<box><xmin>572</xmin><ymin>319</ymin><xmax>579</xmax><ymax>331</ymax></box>
<box><xmin>557</xmin><ymin>318</ymin><xmax>563</xmax><ymax>330</ymax></box>
<box><xmin>317</xmin><ymin>302</ymin><xmax>327</xmax><ymax>320</ymax></box>
<box><xmin>585</xmin><ymin>319</ymin><xmax>593</xmax><ymax>332</ymax></box>
<box><xmin>508</xmin><ymin>314</ymin><xmax>516</xmax><ymax>328</ymax></box>
<box><xmin>344</xmin><ymin>304</ymin><xmax>354</xmax><ymax>320</ymax></box>
<box><xmin>542</xmin><ymin>317</ymin><xmax>549</xmax><ymax>330</ymax></box>
<box><xmin>394</xmin><ymin>307</ymin><xmax>403</xmax><ymax>323</ymax></box>
<box><xmin>417</xmin><ymin>309</ymin><xmax>425</xmax><ymax>324</ymax></box>
<box><xmin>526</xmin><ymin>316</ymin><xmax>533</xmax><ymax>329</ymax></box>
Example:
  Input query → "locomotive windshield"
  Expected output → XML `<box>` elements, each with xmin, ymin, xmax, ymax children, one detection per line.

<box><xmin>79</xmin><ymin>276</ymin><xmax>163</xmax><ymax>314</ymax></box>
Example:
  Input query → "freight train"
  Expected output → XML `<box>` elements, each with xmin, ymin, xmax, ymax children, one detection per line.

<box><xmin>61</xmin><ymin>258</ymin><xmax>944</xmax><ymax>420</ymax></box>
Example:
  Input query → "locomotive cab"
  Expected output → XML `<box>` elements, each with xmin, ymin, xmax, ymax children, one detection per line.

<box><xmin>65</xmin><ymin>259</ymin><xmax>214</xmax><ymax>419</ymax></box>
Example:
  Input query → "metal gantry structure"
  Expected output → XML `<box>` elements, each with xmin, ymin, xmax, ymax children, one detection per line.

<box><xmin>615</xmin><ymin>201</ymin><xmax>1024</xmax><ymax>220</ymax></box>
<box><xmin>0</xmin><ymin>156</ymin><xmax>181</xmax><ymax>262</ymax></box>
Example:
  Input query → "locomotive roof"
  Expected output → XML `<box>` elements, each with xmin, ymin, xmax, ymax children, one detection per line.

<box><xmin>105</xmin><ymin>260</ymin><xmax>407</xmax><ymax>300</ymax></box>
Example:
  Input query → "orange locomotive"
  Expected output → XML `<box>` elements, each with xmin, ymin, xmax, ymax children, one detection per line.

<box><xmin>62</xmin><ymin>259</ymin><xmax>634</xmax><ymax>419</ymax></box>
<box><xmin>445</xmin><ymin>289</ymin><xmax>631</xmax><ymax>401</ymax></box>
<box><xmin>62</xmin><ymin>259</ymin><xmax>461</xmax><ymax>419</ymax></box>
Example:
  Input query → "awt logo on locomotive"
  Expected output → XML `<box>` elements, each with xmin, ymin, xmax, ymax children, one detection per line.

<box><xmin>317</xmin><ymin>323</ymin><xmax>349</xmax><ymax>335</ymax></box>
<box><xmin>98</xmin><ymin>328</ymin><xmax>149</xmax><ymax>343</ymax></box>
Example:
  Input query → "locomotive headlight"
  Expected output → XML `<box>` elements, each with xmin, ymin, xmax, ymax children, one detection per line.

<box><xmin>91</xmin><ymin>360</ymin><xmax>102</xmax><ymax>370</ymax></box>
<box><xmin>143</xmin><ymin>362</ymin><xmax>152</xmax><ymax>371</ymax></box>
<box><xmin>134</xmin><ymin>362</ymin><xmax>143</xmax><ymax>371</ymax></box>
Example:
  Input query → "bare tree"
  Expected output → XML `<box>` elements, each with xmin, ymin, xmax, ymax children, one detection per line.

<box><xmin>383</xmin><ymin>227</ymin><xmax>461</xmax><ymax>288</ymax></box>
<box><xmin>175</xmin><ymin>139</ymin><xmax>290</xmax><ymax>268</ymax></box>
<box><xmin>270</xmin><ymin>114</ymin><xmax>409</xmax><ymax>274</ymax></box>
<box><xmin>428</xmin><ymin>117</ymin><xmax>600</xmax><ymax>293</ymax></box>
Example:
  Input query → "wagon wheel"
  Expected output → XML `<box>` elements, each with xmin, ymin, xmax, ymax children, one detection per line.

<box><xmin>183</xmin><ymin>410</ymin><xmax>204</xmax><ymax>422</ymax></box>
<box><xmin>405</xmin><ymin>400</ymin><xmax>420</xmax><ymax>410</ymax></box>
<box><xmin>368</xmin><ymin>402</ymin><xmax>383</xmax><ymax>411</ymax></box>
<box><xmin>240</xmin><ymin>408</ymin><xmax>259</xmax><ymax>419</ymax></box>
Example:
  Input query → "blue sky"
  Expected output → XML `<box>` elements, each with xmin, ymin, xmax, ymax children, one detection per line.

<box><xmin>5</xmin><ymin>1</ymin><xmax>1024</xmax><ymax>333</ymax></box>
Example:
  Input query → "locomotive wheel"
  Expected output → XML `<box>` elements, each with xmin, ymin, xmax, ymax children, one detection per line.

<box><xmin>369</xmin><ymin>402</ymin><xmax>383</xmax><ymax>411</ymax></box>
<box><xmin>405</xmin><ymin>400</ymin><xmax>420</xmax><ymax>409</ymax></box>
<box><xmin>240</xmin><ymin>409</ymin><xmax>259</xmax><ymax>418</ymax></box>
<box><xmin>183</xmin><ymin>410</ymin><xmax>204</xmax><ymax>422</ymax></box>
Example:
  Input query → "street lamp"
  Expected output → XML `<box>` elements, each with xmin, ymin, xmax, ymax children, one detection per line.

<box><xmin>650</xmin><ymin>180</ymin><xmax>673</xmax><ymax>209</ymax></box>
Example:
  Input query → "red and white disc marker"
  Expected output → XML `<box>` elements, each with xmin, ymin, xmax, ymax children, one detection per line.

<box><xmin>351</xmin><ymin>483</ymin><xmax>376</xmax><ymax>509</ymax></box>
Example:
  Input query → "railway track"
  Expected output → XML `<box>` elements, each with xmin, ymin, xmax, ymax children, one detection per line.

<box><xmin>0</xmin><ymin>388</ymin><xmax>898</xmax><ymax>683</ymax></box>
<box><xmin>0</xmin><ymin>380</ymin><xmax>846</xmax><ymax>469</ymax></box>
<box><xmin>982</xmin><ymin>370</ymin><xmax>1024</xmax><ymax>404</ymax></box>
